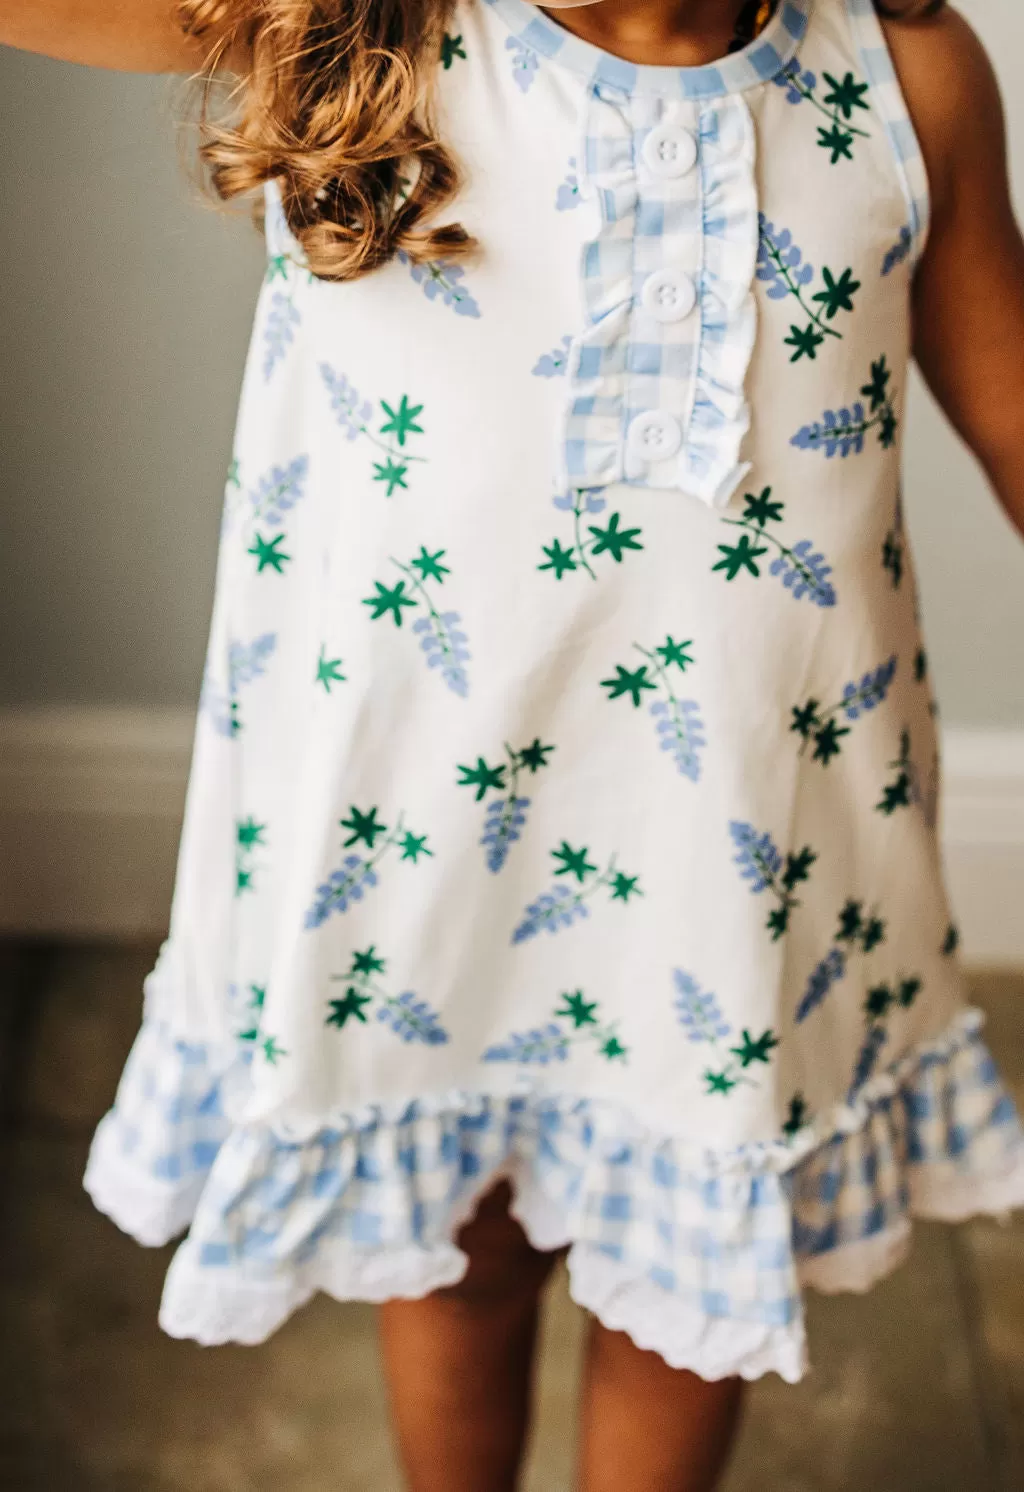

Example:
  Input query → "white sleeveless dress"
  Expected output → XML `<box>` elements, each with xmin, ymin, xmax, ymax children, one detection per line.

<box><xmin>84</xmin><ymin>0</ymin><xmax>1024</xmax><ymax>1381</ymax></box>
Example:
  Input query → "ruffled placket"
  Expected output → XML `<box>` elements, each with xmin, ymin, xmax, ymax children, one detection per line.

<box><xmin>562</xmin><ymin>84</ymin><xmax>758</xmax><ymax>507</ymax></box>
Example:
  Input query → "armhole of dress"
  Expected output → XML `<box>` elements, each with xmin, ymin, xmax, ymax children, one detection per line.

<box><xmin>844</xmin><ymin>0</ymin><xmax>931</xmax><ymax>270</ymax></box>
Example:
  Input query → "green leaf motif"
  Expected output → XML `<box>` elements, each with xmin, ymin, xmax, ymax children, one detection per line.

<box><xmin>601</xmin><ymin>664</ymin><xmax>657</xmax><ymax>708</ymax></box>
<box><xmin>441</xmin><ymin>31</ymin><xmax>467</xmax><ymax>68</ymax></box>
<box><xmin>655</xmin><ymin>635</ymin><xmax>694</xmax><ymax>670</ymax></box>
<box><xmin>817</xmin><ymin>123</ymin><xmax>854</xmax><ymax>164</ymax></box>
<box><xmin>741</xmin><ymin>488</ymin><xmax>784</xmax><ymax>529</ymax></box>
<box><xmin>822</xmin><ymin>70</ymin><xmax>871</xmax><ymax>120</ymax></box>
<box><xmin>538</xmin><ymin>539</ymin><xmax>578</xmax><ymax>579</ymax></box>
<box><xmin>588</xmin><ymin>512</ymin><xmax>644</xmax><ymax>563</ymax></box>
<box><xmin>316</xmin><ymin>647</ymin><xmax>346</xmax><ymax>693</ymax></box>
<box><xmin>457</xmin><ymin>756</ymin><xmax>507</xmax><ymax>802</ymax></box>
<box><xmin>410</xmin><ymin>546</ymin><xmax>450</xmax><ymax>583</ymax></box>
<box><xmin>551</xmin><ymin>841</ymin><xmax>598</xmax><ymax>883</ymax></box>
<box><xmin>379</xmin><ymin>395</ymin><xmax>424</xmax><ymax>447</ymax></box>
<box><xmin>517</xmin><ymin>738</ymin><xmax>555</xmax><ymax>772</ymax></box>
<box><xmin>812</xmin><ymin>266</ymin><xmax>861</xmax><ymax>320</ymax></box>
<box><xmin>247</xmin><ymin>531</ymin><xmax>290</xmax><ymax>574</ymax></box>
<box><xmin>326</xmin><ymin>987</ymin><xmax>372</xmax><ymax>1028</ymax></box>
<box><xmin>730</xmin><ymin>1028</ymin><xmax>780</xmax><ymax>1067</ymax></box>
<box><xmin>399</xmin><ymin>831</ymin><xmax>432</xmax><ymax>863</ymax></box>
<box><xmin>712</xmin><ymin>532</ymin><xmax>768</xmax><ymax>581</ymax></box>
<box><xmin>373</xmin><ymin>458</ymin><xmax>409</xmax><ymax>497</ymax></box>
<box><xmin>784</xmin><ymin>322</ymin><xmax>825</xmax><ymax>363</ymax></box>
<box><xmin>556</xmin><ymin>990</ymin><xmax>599</xmax><ymax>1028</ymax></box>
<box><xmin>363</xmin><ymin>579</ymin><xmax>417</xmax><ymax>626</ymax></box>
<box><xmin>340</xmin><ymin>805</ymin><xmax>389</xmax><ymax>849</ymax></box>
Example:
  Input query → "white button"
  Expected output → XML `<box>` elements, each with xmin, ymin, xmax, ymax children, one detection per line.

<box><xmin>641</xmin><ymin>123</ymin><xmax>698</xmax><ymax>179</ymax></box>
<box><xmin>640</xmin><ymin>267</ymin><xmax>697</xmax><ymax>323</ymax></box>
<box><xmin>626</xmin><ymin>409</ymin><xmax>683</xmax><ymax>463</ymax></box>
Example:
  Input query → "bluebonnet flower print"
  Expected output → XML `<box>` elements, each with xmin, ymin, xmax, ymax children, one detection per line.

<box><xmin>201</xmin><ymin>632</ymin><xmax>278</xmax><ymax>737</ymax></box>
<box><xmin>882</xmin><ymin>488</ymin><xmax>905</xmax><ymax>587</ymax></box>
<box><xmin>305</xmin><ymin>807</ymin><xmax>433</xmax><ymax>929</ymax></box>
<box><xmin>848</xmin><ymin>972</ymin><xmax>922</xmax><ymax>1100</ymax></box>
<box><xmin>790</xmin><ymin>655</ymin><xmax>897</xmax><ymax>767</ymax></box>
<box><xmin>555</xmin><ymin>157</ymin><xmax>581</xmax><ymax>211</ymax></box>
<box><xmin>540</xmin><ymin>490</ymin><xmax>643</xmax><ymax>581</ymax></box>
<box><xmin>364</xmin><ymin>546</ymin><xmax>470</xmax><ymax>697</ymax></box>
<box><xmin>261</xmin><ymin>250</ymin><xmax>313</xmax><ymax>381</ymax></box>
<box><xmin>876</xmin><ymin>729</ymin><xmax>921</xmax><ymax>815</ymax></box>
<box><xmin>773</xmin><ymin>60</ymin><xmax>871</xmax><ymax>164</ymax></box>
<box><xmin>320</xmin><ymin>365</ymin><xmax>427</xmax><ymax>496</ymax></box>
<box><xmin>485</xmin><ymin>990</ymin><xmax>627</xmax><ymax>1064</ymax></box>
<box><xmin>713</xmin><ymin>488</ymin><xmax>837</xmax><ymax>606</ymax></box>
<box><xmin>601</xmin><ymin>636</ymin><xmax>705</xmax><ymax>782</ymax></box>
<box><xmin>673</xmin><ymin>969</ymin><xmax>779</xmax><ymax>1096</ymax></box>
<box><xmin>729</xmin><ymin>821</ymin><xmax>816</xmax><ymax>940</ymax></box>
<box><xmin>397</xmin><ymin>250</ymin><xmax>481</xmax><ymax>318</ymax></box>
<box><xmin>235</xmin><ymin>815</ymin><xmax>267</xmax><ymax>897</ymax></box>
<box><xmin>882</xmin><ymin>225</ymin><xmax>913</xmax><ymax>276</ymax></box>
<box><xmin>532</xmin><ymin>335</ymin><xmax>573</xmax><ymax>377</ymax></box>
<box><xmin>326</xmin><ymin>946</ymin><xmax>449</xmax><ymax>1046</ymax></box>
<box><xmin>505</xmin><ymin>35</ymin><xmax>539</xmax><ymax>92</ymax></box>
<box><xmin>795</xmin><ymin>898</ymin><xmax>887</xmax><ymax>1024</ymax></box>
<box><xmin>457</xmin><ymin>738</ymin><xmax>556</xmax><ymax>873</ymax></box>
<box><xmin>791</xmin><ymin>355</ymin><xmax>899</xmax><ymax>457</ymax></box>
<box><xmin>238</xmin><ymin>454</ymin><xmax>309</xmax><ymax>576</ymax></box>
<box><xmin>757</xmin><ymin>216</ymin><xmax>860</xmax><ymax>362</ymax></box>
<box><xmin>512</xmin><ymin>843</ymin><xmax>642</xmax><ymax>945</ymax></box>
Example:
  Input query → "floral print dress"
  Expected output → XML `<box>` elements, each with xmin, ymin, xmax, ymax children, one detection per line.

<box><xmin>85</xmin><ymin>0</ymin><xmax>1024</xmax><ymax>1381</ymax></box>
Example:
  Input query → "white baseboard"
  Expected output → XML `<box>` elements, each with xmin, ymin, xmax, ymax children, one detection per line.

<box><xmin>0</xmin><ymin>707</ymin><xmax>1021</xmax><ymax>963</ymax></box>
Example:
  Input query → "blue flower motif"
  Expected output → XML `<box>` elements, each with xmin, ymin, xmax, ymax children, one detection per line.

<box><xmin>505</xmin><ymin>36</ymin><xmax>539</xmax><ymax>93</ymax></box>
<box><xmin>319</xmin><ymin>365</ymin><xmax>372</xmax><ymax>439</ymax></box>
<box><xmin>650</xmin><ymin>699</ymin><xmax>705</xmax><ymax>781</ymax></box>
<box><xmin>262</xmin><ymin>292</ymin><xmax>301</xmax><ymax>380</ymax></box>
<box><xmin>227</xmin><ymin>632</ymin><xmax>278</xmax><ymax>692</ymax></box>
<box><xmin>512</xmin><ymin>884</ymin><xmax>588</xmax><ymax>944</ymax></box>
<box><xmin>728</xmin><ymin>821</ymin><xmax>782</xmax><ymax>893</ymax></box>
<box><xmin>377</xmin><ymin>991</ymin><xmax>449</xmax><ymax>1045</ymax></box>
<box><xmin>768</xmin><ymin>540</ymin><xmax>837</xmax><ymax>607</ymax></box>
<box><xmin>791</xmin><ymin>402</ymin><xmax>869</xmax><ymax>458</ymax></box>
<box><xmin>756</xmin><ymin>215</ymin><xmax>815</xmax><ymax>300</ymax></box>
<box><xmin>848</xmin><ymin>1022</ymin><xmax>888</xmax><ymax>1099</ymax></box>
<box><xmin>552</xmin><ymin>488</ymin><xmax>605</xmax><ymax>513</ymax></box>
<box><xmin>532</xmin><ymin>334</ymin><xmax>573</xmax><ymax>377</ymax></box>
<box><xmin>249</xmin><ymin>455</ymin><xmax>309</xmax><ymax>526</ymax></box>
<box><xmin>795</xmin><ymin>947</ymin><xmax>847</xmax><ymax>1024</ymax></box>
<box><xmin>882</xmin><ymin>226</ymin><xmax>912</xmax><ymax>277</ymax></box>
<box><xmin>305</xmin><ymin>855</ymin><xmax>380</xmax><ymax>928</ymax></box>
<box><xmin>484</xmin><ymin>1022</ymin><xmax>571</xmax><ymax>1064</ymax></box>
<box><xmin>773</xmin><ymin>59</ymin><xmax>817</xmax><ymax>105</ymax></box>
<box><xmin>841</xmin><ymin>655</ymin><xmax>897</xmax><ymax>720</ymax></box>
<box><xmin>555</xmin><ymin>158</ymin><xmax>581</xmax><ymax>210</ymax></box>
<box><xmin>398</xmin><ymin>252</ymin><xmax>481</xmax><ymax>317</ymax></box>
<box><xmin>411</xmin><ymin>612</ymin><xmax>470</xmax><ymax>697</ymax></box>
<box><xmin>482</xmin><ymin>795</ymin><xmax>530</xmax><ymax>873</ymax></box>
<box><xmin>673</xmin><ymin>970</ymin><xmax>731</xmax><ymax>1043</ymax></box>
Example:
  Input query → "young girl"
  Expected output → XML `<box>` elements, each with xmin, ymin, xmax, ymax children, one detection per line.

<box><xmin>7</xmin><ymin>0</ymin><xmax>1024</xmax><ymax>1487</ymax></box>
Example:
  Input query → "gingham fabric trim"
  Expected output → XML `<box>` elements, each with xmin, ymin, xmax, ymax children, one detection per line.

<box><xmin>483</xmin><ymin>0</ymin><xmax>812</xmax><ymax>100</ymax></box>
<box><xmin>560</xmin><ymin>86</ymin><xmax>758</xmax><ymax>505</ymax></box>
<box><xmin>85</xmin><ymin>1008</ymin><xmax>1024</xmax><ymax>1377</ymax></box>
<box><xmin>845</xmin><ymin>0</ymin><xmax>931</xmax><ymax>266</ymax></box>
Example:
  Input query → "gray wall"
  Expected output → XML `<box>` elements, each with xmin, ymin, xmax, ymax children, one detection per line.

<box><xmin>1</xmin><ymin>2</ymin><xmax>1022</xmax><ymax>724</ymax></box>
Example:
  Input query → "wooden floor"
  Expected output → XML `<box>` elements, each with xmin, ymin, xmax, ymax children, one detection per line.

<box><xmin>1</xmin><ymin>942</ymin><xmax>1022</xmax><ymax>1492</ymax></box>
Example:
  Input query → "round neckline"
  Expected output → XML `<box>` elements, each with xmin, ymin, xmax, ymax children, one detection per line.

<box><xmin>483</xmin><ymin>0</ymin><xmax>812</xmax><ymax>98</ymax></box>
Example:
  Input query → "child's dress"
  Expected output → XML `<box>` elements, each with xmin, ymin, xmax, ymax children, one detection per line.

<box><xmin>85</xmin><ymin>0</ymin><xmax>1024</xmax><ymax>1381</ymax></box>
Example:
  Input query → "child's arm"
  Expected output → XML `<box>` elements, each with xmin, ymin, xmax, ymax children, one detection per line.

<box><xmin>885</xmin><ymin>6</ymin><xmax>1024</xmax><ymax>542</ymax></box>
<box><xmin>1</xmin><ymin>1</ymin><xmax>211</xmax><ymax>72</ymax></box>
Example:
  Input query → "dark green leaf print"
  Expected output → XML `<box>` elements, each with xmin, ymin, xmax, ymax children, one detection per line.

<box><xmin>673</xmin><ymin>968</ymin><xmax>779</xmax><ymax>1097</ymax></box>
<box><xmin>365</xmin><ymin>549</ymin><xmax>470</xmax><ymax>696</ymax></box>
<box><xmin>817</xmin><ymin>123</ymin><xmax>854</xmax><ymax>164</ymax></box>
<box><xmin>784</xmin><ymin>323</ymin><xmax>826</xmax><ymax>363</ymax></box>
<box><xmin>730</xmin><ymin>820</ymin><xmax>817</xmax><ymax>942</ymax></box>
<box><xmin>441</xmin><ymin>31</ymin><xmax>467</xmax><ymax>68</ymax></box>
<box><xmin>757</xmin><ymin>218</ymin><xmax>859</xmax><ymax>358</ymax></box>
<box><xmin>247</xmin><ymin>532</ymin><xmax>290</xmax><ymax>574</ymax></box>
<box><xmin>484</xmin><ymin>990</ymin><xmax>627</xmax><ymax>1064</ymax></box>
<box><xmin>942</xmin><ymin>923</ymin><xmax>960</xmax><ymax>957</ymax></box>
<box><xmin>373</xmin><ymin>458</ymin><xmax>409</xmax><ymax>497</ymax></box>
<box><xmin>876</xmin><ymin>730</ymin><xmax>920</xmax><ymax>815</ymax></box>
<box><xmin>541</xmin><ymin>491</ymin><xmax>643</xmax><ymax>582</ymax></box>
<box><xmin>235</xmin><ymin>815</ymin><xmax>267</xmax><ymax>897</ymax></box>
<box><xmin>601</xmin><ymin>664</ymin><xmax>657</xmax><ymax>708</ymax></box>
<box><xmin>260</xmin><ymin>1035</ymin><xmax>288</xmax><ymax>1065</ymax></box>
<box><xmin>822</xmin><ymin>71</ymin><xmax>871</xmax><ymax>121</ymax></box>
<box><xmin>410</xmin><ymin>546</ymin><xmax>450</xmax><ymax>583</ymax></box>
<box><xmin>459</xmin><ymin>738</ymin><xmax>556</xmax><ymax>873</ymax></box>
<box><xmin>364</xmin><ymin>580</ymin><xmax>417</xmax><ymax>626</ymax></box>
<box><xmin>457</xmin><ymin>756</ymin><xmax>507</xmax><ymax>802</ymax></box>
<box><xmin>813</xmin><ymin>266</ymin><xmax>861</xmax><ymax>319</ymax></box>
<box><xmin>782</xmin><ymin>1093</ymin><xmax>810</xmax><ymax>1137</ymax></box>
<box><xmin>513</xmin><ymin>845</ymin><xmax>641</xmax><ymax>943</ymax></box>
<box><xmin>315</xmin><ymin>647</ymin><xmax>346</xmax><ymax>692</ymax></box>
<box><xmin>305</xmin><ymin>808</ymin><xmax>433</xmax><ymax>927</ymax></box>
<box><xmin>320</xmin><ymin>367</ymin><xmax>427</xmax><ymax>495</ymax></box>
<box><xmin>796</xmin><ymin>898</ymin><xmax>887</xmax><ymax>1023</ymax></box>
<box><xmin>849</xmin><ymin>971</ymin><xmax>922</xmax><ymax>1098</ymax></box>
<box><xmin>326</xmin><ymin>946</ymin><xmax>449</xmax><ymax>1045</ymax></box>
<box><xmin>714</xmin><ymin>489</ymin><xmax>837</xmax><ymax>607</ymax></box>
<box><xmin>790</xmin><ymin>657</ymin><xmax>897</xmax><ymax>768</ymax></box>
<box><xmin>379</xmin><ymin>395</ymin><xmax>424</xmax><ymax>447</ymax></box>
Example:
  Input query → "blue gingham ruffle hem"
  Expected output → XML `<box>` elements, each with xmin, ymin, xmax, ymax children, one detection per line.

<box><xmin>84</xmin><ymin>1007</ymin><xmax>1024</xmax><ymax>1382</ymax></box>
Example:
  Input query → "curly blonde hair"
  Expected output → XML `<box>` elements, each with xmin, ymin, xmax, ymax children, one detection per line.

<box><xmin>178</xmin><ymin>0</ymin><xmax>946</xmax><ymax>284</ymax></box>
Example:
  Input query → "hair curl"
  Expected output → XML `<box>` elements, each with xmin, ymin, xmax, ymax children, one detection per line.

<box><xmin>177</xmin><ymin>0</ymin><xmax>472</xmax><ymax>282</ymax></box>
<box><xmin>178</xmin><ymin>0</ymin><xmax>946</xmax><ymax>284</ymax></box>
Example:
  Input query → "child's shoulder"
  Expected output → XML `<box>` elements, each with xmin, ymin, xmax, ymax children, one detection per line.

<box><xmin>880</xmin><ymin>5</ymin><xmax>1006</xmax><ymax>214</ymax></box>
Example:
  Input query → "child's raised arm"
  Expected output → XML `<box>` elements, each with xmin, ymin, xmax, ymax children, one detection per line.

<box><xmin>0</xmin><ymin>0</ymin><xmax>213</xmax><ymax>72</ymax></box>
<box><xmin>886</xmin><ymin>6</ymin><xmax>1024</xmax><ymax>543</ymax></box>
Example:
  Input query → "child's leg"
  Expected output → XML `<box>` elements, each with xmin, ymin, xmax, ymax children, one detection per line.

<box><xmin>576</xmin><ymin>1314</ymin><xmax>745</xmax><ymax>1492</ymax></box>
<box><xmin>377</xmin><ymin>1179</ymin><xmax>561</xmax><ymax>1492</ymax></box>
